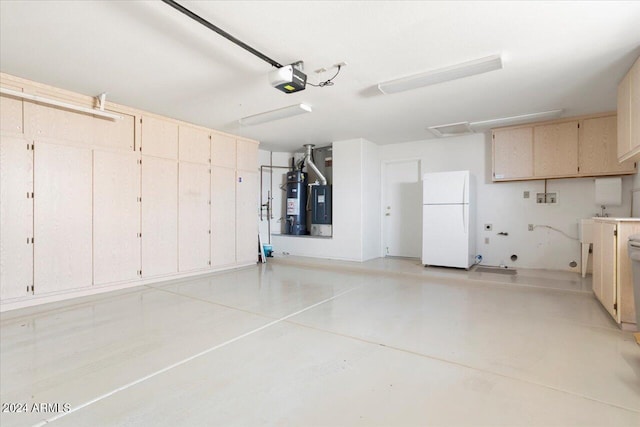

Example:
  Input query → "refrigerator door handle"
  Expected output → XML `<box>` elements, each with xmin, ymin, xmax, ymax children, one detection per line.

<box><xmin>462</xmin><ymin>174</ymin><xmax>467</xmax><ymax>204</ymax></box>
<box><xmin>462</xmin><ymin>204</ymin><xmax>467</xmax><ymax>234</ymax></box>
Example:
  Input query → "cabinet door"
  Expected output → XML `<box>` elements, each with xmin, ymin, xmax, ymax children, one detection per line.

<box><xmin>579</xmin><ymin>116</ymin><xmax>635</xmax><ymax>174</ymax></box>
<box><xmin>236</xmin><ymin>139</ymin><xmax>258</xmax><ymax>172</ymax></box>
<box><xmin>617</xmin><ymin>72</ymin><xmax>632</xmax><ymax>159</ymax></box>
<box><xmin>141</xmin><ymin>116</ymin><xmax>178</xmax><ymax>159</ymax></box>
<box><xmin>0</xmin><ymin>86</ymin><xmax>24</xmax><ymax>135</ymax></box>
<box><xmin>211</xmin><ymin>166</ymin><xmax>236</xmax><ymax>267</ymax></box>
<box><xmin>492</xmin><ymin>127</ymin><xmax>533</xmax><ymax>180</ymax></box>
<box><xmin>236</xmin><ymin>171</ymin><xmax>258</xmax><ymax>265</ymax></box>
<box><xmin>179</xmin><ymin>125</ymin><xmax>210</xmax><ymax>164</ymax></box>
<box><xmin>631</xmin><ymin>58</ymin><xmax>640</xmax><ymax>151</ymax></box>
<box><xmin>534</xmin><ymin>121</ymin><xmax>579</xmax><ymax>177</ymax></box>
<box><xmin>594</xmin><ymin>222</ymin><xmax>617</xmax><ymax>320</ymax></box>
<box><xmin>592</xmin><ymin>222</ymin><xmax>603</xmax><ymax>302</ymax></box>
<box><xmin>178</xmin><ymin>162</ymin><xmax>210</xmax><ymax>272</ymax></box>
<box><xmin>0</xmin><ymin>135</ymin><xmax>33</xmax><ymax>299</ymax></box>
<box><xmin>211</xmin><ymin>133</ymin><xmax>236</xmax><ymax>168</ymax></box>
<box><xmin>142</xmin><ymin>156</ymin><xmax>178</xmax><ymax>277</ymax></box>
<box><xmin>34</xmin><ymin>141</ymin><xmax>92</xmax><ymax>294</ymax></box>
<box><xmin>93</xmin><ymin>149</ymin><xmax>141</xmax><ymax>285</ymax></box>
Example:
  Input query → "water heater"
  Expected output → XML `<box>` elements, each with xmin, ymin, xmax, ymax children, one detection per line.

<box><xmin>285</xmin><ymin>170</ymin><xmax>307</xmax><ymax>235</ymax></box>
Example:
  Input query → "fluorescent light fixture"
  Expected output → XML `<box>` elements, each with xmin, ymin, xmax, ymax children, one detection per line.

<box><xmin>378</xmin><ymin>54</ymin><xmax>503</xmax><ymax>94</ymax></box>
<box><xmin>0</xmin><ymin>87</ymin><xmax>123</xmax><ymax>120</ymax></box>
<box><xmin>469</xmin><ymin>109</ymin><xmax>563</xmax><ymax>129</ymax></box>
<box><xmin>238</xmin><ymin>103</ymin><xmax>312</xmax><ymax>126</ymax></box>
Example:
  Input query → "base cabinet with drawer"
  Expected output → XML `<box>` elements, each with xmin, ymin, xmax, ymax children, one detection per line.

<box><xmin>592</xmin><ymin>218</ymin><xmax>640</xmax><ymax>328</ymax></box>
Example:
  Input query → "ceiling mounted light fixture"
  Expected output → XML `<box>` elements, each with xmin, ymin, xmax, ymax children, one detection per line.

<box><xmin>238</xmin><ymin>103</ymin><xmax>312</xmax><ymax>126</ymax></box>
<box><xmin>378</xmin><ymin>54</ymin><xmax>503</xmax><ymax>94</ymax></box>
<box><xmin>469</xmin><ymin>109</ymin><xmax>564</xmax><ymax>129</ymax></box>
<box><xmin>0</xmin><ymin>87</ymin><xmax>123</xmax><ymax>120</ymax></box>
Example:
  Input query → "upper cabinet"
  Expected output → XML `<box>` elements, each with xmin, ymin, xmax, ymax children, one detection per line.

<box><xmin>179</xmin><ymin>125</ymin><xmax>210</xmax><ymax>164</ymax></box>
<box><xmin>533</xmin><ymin>121</ymin><xmax>579</xmax><ymax>177</ymax></box>
<box><xmin>493</xmin><ymin>127</ymin><xmax>533</xmax><ymax>180</ymax></box>
<box><xmin>618</xmin><ymin>56</ymin><xmax>640</xmax><ymax>162</ymax></box>
<box><xmin>211</xmin><ymin>132</ymin><xmax>236</xmax><ymax>168</ymax></box>
<box><xmin>580</xmin><ymin>115</ymin><xmax>635</xmax><ymax>174</ymax></box>
<box><xmin>141</xmin><ymin>115</ymin><xmax>178</xmax><ymax>159</ymax></box>
<box><xmin>492</xmin><ymin>113</ymin><xmax>636</xmax><ymax>182</ymax></box>
<box><xmin>236</xmin><ymin>138</ymin><xmax>259</xmax><ymax>171</ymax></box>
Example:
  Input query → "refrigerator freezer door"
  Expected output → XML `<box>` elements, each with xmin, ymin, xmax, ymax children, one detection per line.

<box><xmin>423</xmin><ymin>171</ymin><xmax>469</xmax><ymax>205</ymax></box>
<box><xmin>422</xmin><ymin>204</ymin><xmax>470</xmax><ymax>268</ymax></box>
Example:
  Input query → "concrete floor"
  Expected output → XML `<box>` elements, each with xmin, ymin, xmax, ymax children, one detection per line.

<box><xmin>1</xmin><ymin>257</ymin><xmax>639</xmax><ymax>426</ymax></box>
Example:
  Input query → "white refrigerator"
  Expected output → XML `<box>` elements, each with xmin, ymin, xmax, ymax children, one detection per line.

<box><xmin>422</xmin><ymin>171</ymin><xmax>475</xmax><ymax>269</ymax></box>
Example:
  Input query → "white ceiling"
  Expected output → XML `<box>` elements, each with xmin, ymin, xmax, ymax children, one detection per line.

<box><xmin>1</xmin><ymin>1</ymin><xmax>639</xmax><ymax>151</ymax></box>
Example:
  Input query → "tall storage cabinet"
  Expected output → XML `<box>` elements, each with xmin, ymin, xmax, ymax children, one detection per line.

<box><xmin>592</xmin><ymin>218</ymin><xmax>640</xmax><ymax>328</ymax></box>
<box><xmin>0</xmin><ymin>135</ymin><xmax>33</xmax><ymax>299</ymax></box>
<box><xmin>93</xmin><ymin>149</ymin><xmax>141</xmax><ymax>286</ymax></box>
<box><xmin>1</xmin><ymin>73</ymin><xmax>259</xmax><ymax>310</ymax></box>
<box><xmin>34</xmin><ymin>141</ymin><xmax>93</xmax><ymax>294</ymax></box>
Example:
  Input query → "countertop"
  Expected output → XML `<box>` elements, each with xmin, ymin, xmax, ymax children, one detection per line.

<box><xmin>592</xmin><ymin>217</ymin><xmax>640</xmax><ymax>222</ymax></box>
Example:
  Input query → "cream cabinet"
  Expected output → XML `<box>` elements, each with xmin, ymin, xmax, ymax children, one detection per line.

<box><xmin>93</xmin><ymin>149</ymin><xmax>141</xmax><ymax>285</ymax></box>
<box><xmin>178</xmin><ymin>162</ymin><xmax>211</xmax><ymax>272</ymax></box>
<box><xmin>0</xmin><ymin>85</ymin><xmax>23</xmax><ymax>135</ymax></box>
<box><xmin>34</xmin><ymin>141</ymin><xmax>93</xmax><ymax>294</ymax></box>
<box><xmin>492</xmin><ymin>127</ymin><xmax>533</xmax><ymax>180</ymax></box>
<box><xmin>617</xmin><ymin>56</ymin><xmax>640</xmax><ymax>162</ymax></box>
<box><xmin>141</xmin><ymin>156</ymin><xmax>178</xmax><ymax>278</ymax></box>
<box><xmin>1</xmin><ymin>72</ymin><xmax>259</xmax><ymax>309</ymax></box>
<box><xmin>140</xmin><ymin>115</ymin><xmax>178</xmax><ymax>159</ymax></box>
<box><xmin>592</xmin><ymin>218</ymin><xmax>640</xmax><ymax>328</ymax></box>
<box><xmin>533</xmin><ymin>121</ymin><xmax>579</xmax><ymax>177</ymax></box>
<box><xmin>0</xmin><ymin>135</ymin><xmax>33</xmax><ymax>299</ymax></box>
<box><xmin>211</xmin><ymin>166</ymin><xmax>236</xmax><ymax>267</ymax></box>
<box><xmin>492</xmin><ymin>113</ymin><xmax>636</xmax><ymax>181</ymax></box>
<box><xmin>580</xmin><ymin>115</ymin><xmax>635</xmax><ymax>174</ymax></box>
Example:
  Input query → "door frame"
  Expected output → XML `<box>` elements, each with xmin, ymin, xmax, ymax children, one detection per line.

<box><xmin>380</xmin><ymin>158</ymin><xmax>422</xmax><ymax>258</ymax></box>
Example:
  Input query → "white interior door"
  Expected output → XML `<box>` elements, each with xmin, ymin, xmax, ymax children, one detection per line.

<box><xmin>142</xmin><ymin>156</ymin><xmax>178</xmax><ymax>277</ymax></box>
<box><xmin>93</xmin><ymin>149</ymin><xmax>141</xmax><ymax>285</ymax></box>
<box><xmin>0</xmin><ymin>135</ymin><xmax>33</xmax><ymax>299</ymax></box>
<box><xmin>179</xmin><ymin>162</ymin><xmax>211</xmax><ymax>272</ymax></box>
<box><xmin>34</xmin><ymin>141</ymin><xmax>93</xmax><ymax>294</ymax></box>
<box><xmin>383</xmin><ymin>160</ymin><xmax>421</xmax><ymax>257</ymax></box>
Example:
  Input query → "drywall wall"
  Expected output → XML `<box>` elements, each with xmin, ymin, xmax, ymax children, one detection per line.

<box><xmin>270</xmin><ymin>138</ymin><xmax>381</xmax><ymax>261</ymax></box>
<box><xmin>362</xmin><ymin>140</ymin><xmax>382</xmax><ymax>261</ymax></box>
<box><xmin>379</xmin><ymin>132</ymin><xmax>634</xmax><ymax>272</ymax></box>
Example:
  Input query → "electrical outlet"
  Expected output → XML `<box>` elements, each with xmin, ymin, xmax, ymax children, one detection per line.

<box><xmin>528</xmin><ymin>224</ymin><xmax>534</xmax><ymax>231</ymax></box>
<box><xmin>547</xmin><ymin>192</ymin><xmax>557</xmax><ymax>203</ymax></box>
<box><xmin>536</xmin><ymin>193</ymin><xmax>546</xmax><ymax>203</ymax></box>
<box><xmin>484</xmin><ymin>224</ymin><xmax>492</xmax><ymax>231</ymax></box>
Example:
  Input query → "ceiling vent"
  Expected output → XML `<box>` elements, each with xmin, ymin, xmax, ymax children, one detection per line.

<box><xmin>428</xmin><ymin>122</ymin><xmax>474</xmax><ymax>137</ymax></box>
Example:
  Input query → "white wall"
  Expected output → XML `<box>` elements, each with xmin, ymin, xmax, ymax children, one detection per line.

<box><xmin>362</xmin><ymin>139</ymin><xmax>382</xmax><ymax>261</ymax></box>
<box><xmin>271</xmin><ymin>138</ymin><xmax>381</xmax><ymax>261</ymax></box>
<box><xmin>380</xmin><ymin>132</ymin><xmax>634</xmax><ymax>271</ymax></box>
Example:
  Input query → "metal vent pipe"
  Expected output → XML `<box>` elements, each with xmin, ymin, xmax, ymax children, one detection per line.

<box><xmin>303</xmin><ymin>144</ymin><xmax>326</xmax><ymax>185</ymax></box>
